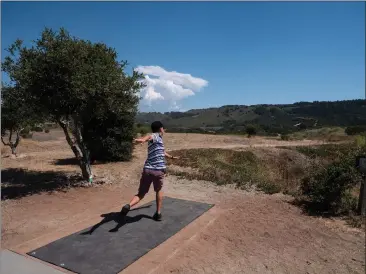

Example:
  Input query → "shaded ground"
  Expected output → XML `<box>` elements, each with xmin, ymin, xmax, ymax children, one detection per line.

<box><xmin>1</xmin><ymin>131</ymin><xmax>365</xmax><ymax>273</ymax></box>
<box><xmin>2</xmin><ymin>168</ymin><xmax>74</xmax><ymax>200</ymax></box>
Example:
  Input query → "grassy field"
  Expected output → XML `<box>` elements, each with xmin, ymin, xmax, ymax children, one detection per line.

<box><xmin>290</xmin><ymin>127</ymin><xmax>351</xmax><ymax>142</ymax></box>
<box><xmin>168</xmin><ymin>148</ymin><xmax>303</xmax><ymax>195</ymax></box>
<box><xmin>167</xmin><ymin>138</ymin><xmax>365</xmax><ymax>227</ymax></box>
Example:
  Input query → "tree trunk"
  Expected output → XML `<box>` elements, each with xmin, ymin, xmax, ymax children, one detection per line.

<box><xmin>58</xmin><ymin>120</ymin><xmax>92</xmax><ymax>181</ymax></box>
<box><xmin>74</xmin><ymin>124</ymin><xmax>92</xmax><ymax>181</ymax></box>
<box><xmin>11</xmin><ymin>145</ymin><xmax>16</xmax><ymax>155</ymax></box>
<box><xmin>1</xmin><ymin>129</ymin><xmax>20</xmax><ymax>156</ymax></box>
<box><xmin>12</xmin><ymin>131</ymin><xmax>20</xmax><ymax>156</ymax></box>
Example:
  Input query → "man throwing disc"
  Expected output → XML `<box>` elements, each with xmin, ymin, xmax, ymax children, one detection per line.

<box><xmin>120</xmin><ymin>121</ymin><xmax>178</xmax><ymax>221</ymax></box>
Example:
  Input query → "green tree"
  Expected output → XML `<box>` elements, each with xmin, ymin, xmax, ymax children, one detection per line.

<box><xmin>2</xmin><ymin>28</ymin><xmax>144</xmax><ymax>180</ymax></box>
<box><xmin>223</xmin><ymin>108</ymin><xmax>230</xmax><ymax>117</ymax></box>
<box><xmin>245</xmin><ymin>125</ymin><xmax>257</xmax><ymax>137</ymax></box>
<box><xmin>254</xmin><ymin>106</ymin><xmax>267</xmax><ymax>115</ymax></box>
<box><xmin>1</xmin><ymin>86</ymin><xmax>43</xmax><ymax>155</ymax></box>
<box><xmin>83</xmin><ymin>111</ymin><xmax>137</xmax><ymax>163</ymax></box>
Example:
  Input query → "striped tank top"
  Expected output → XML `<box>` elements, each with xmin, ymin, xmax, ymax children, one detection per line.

<box><xmin>144</xmin><ymin>133</ymin><xmax>166</xmax><ymax>171</ymax></box>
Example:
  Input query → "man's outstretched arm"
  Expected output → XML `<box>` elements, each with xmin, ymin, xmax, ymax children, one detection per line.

<box><xmin>165</xmin><ymin>151</ymin><xmax>179</xmax><ymax>159</ymax></box>
<box><xmin>134</xmin><ymin>135</ymin><xmax>152</xmax><ymax>144</ymax></box>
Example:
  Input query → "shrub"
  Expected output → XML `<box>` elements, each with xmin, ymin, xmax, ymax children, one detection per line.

<box><xmin>21</xmin><ymin>132</ymin><xmax>33</xmax><ymax>139</ymax></box>
<box><xmin>133</xmin><ymin>124</ymin><xmax>150</xmax><ymax>137</ymax></box>
<box><xmin>20</xmin><ymin>127</ymin><xmax>31</xmax><ymax>135</ymax></box>
<box><xmin>301</xmin><ymin>148</ymin><xmax>363</xmax><ymax>215</ymax></box>
<box><xmin>253</xmin><ymin>106</ymin><xmax>267</xmax><ymax>115</ymax></box>
<box><xmin>346</xmin><ymin>214</ymin><xmax>364</xmax><ymax>228</ymax></box>
<box><xmin>246</xmin><ymin>125</ymin><xmax>257</xmax><ymax>137</ymax></box>
<box><xmin>355</xmin><ymin>135</ymin><xmax>366</xmax><ymax>147</ymax></box>
<box><xmin>345</xmin><ymin>126</ymin><xmax>366</xmax><ymax>136</ymax></box>
<box><xmin>298</xmin><ymin>123</ymin><xmax>307</xmax><ymax>130</ymax></box>
<box><xmin>295</xmin><ymin>144</ymin><xmax>353</xmax><ymax>160</ymax></box>
<box><xmin>139</xmin><ymin>128</ymin><xmax>149</xmax><ymax>136</ymax></box>
<box><xmin>31</xmin><ymin>126</ymin><xmax>43</xmax><ymax>132</ymax></box>
<box><xmin>257</xmin><ymin>181</ymin><xmax>282</xmax><ymax>194</ymax></box>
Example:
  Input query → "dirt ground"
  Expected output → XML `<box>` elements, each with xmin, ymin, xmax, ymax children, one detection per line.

<box><xmin>1</xmin><ymin>131</ymin><xmax>365</xmax><ymax>274</ymax></box>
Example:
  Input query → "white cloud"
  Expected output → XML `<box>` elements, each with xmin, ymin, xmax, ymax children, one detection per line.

<box><xmin>144</xmin><ymin>85</ymin><xmax>164</xmax><ymax>102</ymax></box>
<box><xmin>135</xmin><ymin>66</ymin><xmax>208</xmax><ymax>111</ymax></box>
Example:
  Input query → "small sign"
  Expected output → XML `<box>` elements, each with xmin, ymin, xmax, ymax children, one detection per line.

<box><xmin>357</xmin><ymin>156</ymin><xmax>366</xmax><ymax>174</ymax></box>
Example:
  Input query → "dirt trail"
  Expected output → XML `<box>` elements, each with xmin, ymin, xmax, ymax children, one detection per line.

<box><xmin>1</xmin><ymin>132</ymin><xmax>364</xmax><ymax>273</ymax></box>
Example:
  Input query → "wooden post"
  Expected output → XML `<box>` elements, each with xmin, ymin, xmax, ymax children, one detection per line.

<box><xmin>357</xmin><ymin>156</ymin><xmax>366</xmax><ymax>216</ymax></box>
<box><xmin>358</xmin><ymin>176</ymin><xmax>366</xmax><ymax>216</ymax></box>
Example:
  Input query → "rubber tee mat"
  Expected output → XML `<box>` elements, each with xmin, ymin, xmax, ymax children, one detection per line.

<box><xmin>28</xmin><ymin>197</ymin><xmax>214</xmax><ymax>274</ymax></box>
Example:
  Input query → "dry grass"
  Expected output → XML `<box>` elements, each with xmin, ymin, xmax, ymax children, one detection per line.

<box><xmin>169</xmin><ymin>149</ymin><xmax>265</xmax><ymax>188</ymax></box>
<box><xmin>167</xmin><ymin>139</ymin><xmax>360</xmax><ymax>200</ymax></box>
<box><xmin>290</xmin><ymin>127</ymin><xmax>353</xmax><ymax>143</ymax></box>
<box><xmin>167</xmin><ymin>147</ymin><xmax>312</xmax><ymax>195</ymax></box>
<box><xmin>1</xmin><ymin>145</ymin><xmax>9</xmax><ymax>155</ymax></box>
<box><xmin>254</xmin><ymin>148</ymin><xmax>312</xmax><ymax>195</ymax></box>
<box><xmin>346</xmin><ymin>215</ymin><xmax>365</xmax><ymax>229</ymax></box>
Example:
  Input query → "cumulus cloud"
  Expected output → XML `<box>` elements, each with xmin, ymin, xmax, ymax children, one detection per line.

<box><xmin>135</xmin><ymin>66</ymin><xmax>208</xmax><ymax>111</ymax></box>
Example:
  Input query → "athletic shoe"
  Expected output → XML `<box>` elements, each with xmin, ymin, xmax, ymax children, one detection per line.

<box><xmin>120</xmin><ymin>204</ymin><xmax>130</xmax><ymax>216</ymax></box>
<box><xmin>153</xmin><ymin>212</ymin><xmax>162</xmax><ymax>221</ymax></box>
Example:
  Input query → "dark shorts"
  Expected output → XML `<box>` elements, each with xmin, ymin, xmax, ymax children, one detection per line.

<box><xmin>138</xmin><ymin>169</ymin><xmax>165</xmax><ymax>196</ymax></box>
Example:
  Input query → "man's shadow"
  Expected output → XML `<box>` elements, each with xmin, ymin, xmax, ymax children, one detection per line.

<box><xmin>81</xmin><ymin>205</ymin><xmax>153</xmax><ymax>234</ymax></box>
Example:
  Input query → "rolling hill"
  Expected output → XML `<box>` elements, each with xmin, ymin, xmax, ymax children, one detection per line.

<box><xmin>136</xmin><ymin>99</ymin><xmax>366</xmax><ymax>134</ymax></box>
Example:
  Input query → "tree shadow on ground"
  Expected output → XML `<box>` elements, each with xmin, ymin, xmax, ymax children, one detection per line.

<box><xmin>80</xmin><ymin>205</ymin><xmax>153</xmax><ymax>234</ymax></box>
<box><xmin>1</xmin><ymin>168</ymin><xmax>84</xmax><ymax>200</ymax></box>
<box><xmin>54</xmin><ymin>158</ymin><xmax>80</xmax><ymax>166</ymax></box>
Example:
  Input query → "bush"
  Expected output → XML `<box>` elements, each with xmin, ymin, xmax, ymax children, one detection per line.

<box><xmin>295</xmin><ymin>144</ymin><xmax>353</xmax><ymax>160</ymax></box>
<box><xmin>139</xmin><ymin>128</ymin><xmax>149</xmax><ymax>136</ymax></box>
<box><xmin>246</xmin><ymin>125</ymin><xmax>257</xmax><ymax>137</ymax></box>
<box><xmin>298</xmin><ymin>123</ymin><xmax>307</xmax><ymax>130</ymax></box>
<box><xmin>257</xmin><ymin>181</ymin><xmax>282</xmax><ymax>194</ymax></box>
<box><xmin>345</xmin><ymin>126</ymin><xmax>366</xmax><ymax>136</ymax></box>
<box><xmin>133</xmin><ymin>123</ymin><xmax>150</xmax><ymax>137</ymax></box>
<box><xmin>355</xmin><ymin>135</ymin><xmax>366</xmax><ymax>147</ymax></box>
<box><xmin>20</xmin><ymin>127</ymin><xmax>31</xmax><ymax>135</ymax></box>
<box><xmin>301</xmin><ymin>148</ymin><xmax>364</xmax><ymax>215</ymax></box>
<box><xmin>44</xmin><ymin>122</ymin><xmax>57</xmax><ymax>129</ymax></box>
<box><xmin>253</xmin><ymin>106</ymin><xmax>267</xmax><ymax>115</ymax></box>
<box><xmin>281</xmin><ymin>134</ymin><xmax>290</xmax><ymax>141</ymax></box>
<box><xmin>31</xmin><ymin>126</ymin><xmax>43</xmax><ymax>132</ymax></box>
<box><xmin>21</xmin><ymin>132</ymin><xmax>33</xmax><ymax>139</ymax></box>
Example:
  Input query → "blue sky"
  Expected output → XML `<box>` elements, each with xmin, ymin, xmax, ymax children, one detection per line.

<box><xmin>2</xmin><ymin>1</ymin><xmax>365</xmax><ymax>112</ymax></box>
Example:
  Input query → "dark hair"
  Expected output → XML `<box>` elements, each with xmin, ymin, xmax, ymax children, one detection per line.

<box><xmin>151</xmin><ymin>121</ymin><xmax>164</xmax><ymax>133</ymax></box>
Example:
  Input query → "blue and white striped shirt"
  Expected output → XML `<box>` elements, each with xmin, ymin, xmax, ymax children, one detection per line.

<box><xmin>144</xmin><ymin>133</ymin><xmax>166</xmax><ymax>171</ymax></box>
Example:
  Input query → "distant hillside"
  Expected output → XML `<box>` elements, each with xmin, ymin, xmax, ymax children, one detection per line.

<box><xmin>136</xmin><ymin>99</ymin><xmax>366</xmax><ymax>135</ymax></box>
